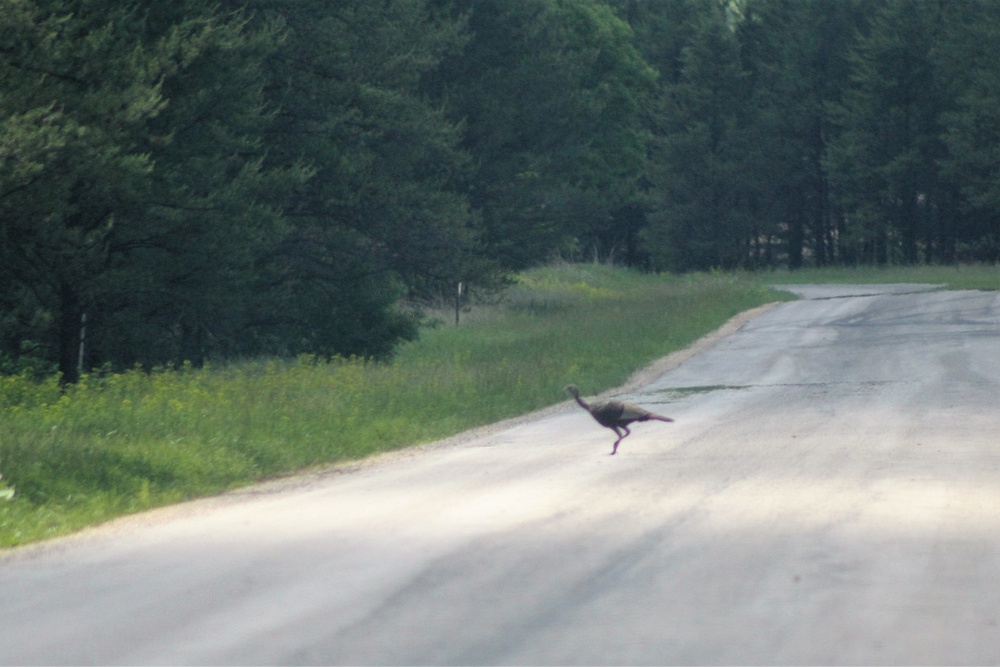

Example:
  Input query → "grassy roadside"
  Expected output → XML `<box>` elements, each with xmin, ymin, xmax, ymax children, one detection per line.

<box><xmin>2</xmin><ymin>262</ymin><xmax>998</xmax><ymax>547</ymax></box>
<box><xmin>0</xmin><ymin>264</ymin><xmax>782</xmax><ymax>546</ymax></box>
<box><xmin>759</xmin><ymin>263</ymin><xmax>1000</xmax><ymax>291</ymax></box>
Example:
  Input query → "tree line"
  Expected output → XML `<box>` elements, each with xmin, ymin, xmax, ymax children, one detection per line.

<box><xmin>3</xmin><ymin>0</ymin><xmax>1000</xmax><ymax>380</ymax></box>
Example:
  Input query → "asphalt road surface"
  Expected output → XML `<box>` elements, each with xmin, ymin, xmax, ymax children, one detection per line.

<box><xmin>3</xmin><ymin>284</ymin><xmax>1000</xmax><ymax>665</ymax></box>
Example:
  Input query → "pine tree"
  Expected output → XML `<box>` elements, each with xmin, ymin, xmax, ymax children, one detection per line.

<box><xmin>1</xmin><ymin>0</ymin><xmax>170</xmax><ymax>380</ymax></box>
<box><xmin>0</xmin><ymin>0</ymin><xmax>298</xmax><ymax>377</ymax></box>
<box><xmin>936</xmin><ymin>0</ymin><xmax>1000</xmax><ymax>261</ymax></box>
<box><xmin>430</xmin><ymin>0</ymin><xmax>656</xmax><ymax>267</ymax></box>
<box><xmin>737</xmin><ymin>0</ymin><xmax>864</xmax><ymax>268</ymax></box>
<box><xmin>825</xmin><ymin>0</ymin><xmax>949</xmax><ymax>265</ymax></box>
<box><xmin>242</xmin><ymin>0</ymin><xmax>491</xmax><ymax>358</ymax></box>
<box><xmin>644</xmin><ymin>0</ymin><xmax>751</xmax><ymax>271</ymax></box>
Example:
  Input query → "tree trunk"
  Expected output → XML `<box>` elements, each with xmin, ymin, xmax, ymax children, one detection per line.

<box><xmin>787</xmin><ymin>206</ymin><xmax>804</xmax><ymax>269</ymax></box>
<box><xmin>900</xmin><ymin>193</ymin><xmax>918</xmax><ymax>264</ymax></box>
<box><xmin>180</xmin><ymin>322</ymin><xmax>206</xmax><ymax>367</ymax></box>
<box><xmin>57</xmin><ymin>281</ymin><xmax>82</xmax><ymax>384</ymax></box>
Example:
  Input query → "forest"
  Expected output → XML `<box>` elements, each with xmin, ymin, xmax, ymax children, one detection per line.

<box><xmin>3</xmin><ymin>0</ymin><xmax>1000</xmax><ymax>380</ymax></box>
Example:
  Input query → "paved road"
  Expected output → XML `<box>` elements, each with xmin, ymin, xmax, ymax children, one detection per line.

<box><xmin>3</xmin><ymin>284</ymin><xmax>1000</xmax><ymax>665</ymax></box>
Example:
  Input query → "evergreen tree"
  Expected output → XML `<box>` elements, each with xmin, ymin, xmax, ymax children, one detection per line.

<box><xmin>612</xmin><ymin>0</ymin><xmax>701</xmax><ymax>87</ymax></box>
<box><xmin>248</xmin><ymin>0</ymin><xmax>490</xmax><ymax>357</ymax></box>
<box><xmin>643</xmin><ymin>0</ymin><xmax>752</xmax><ymax>271</ymax></box>
<box><xmin>936</xmin><ymin>0</ymin><xmax>1000</xmax><ymax>261</ymax></box>
<box><xmin>1</xmin><ymin>0</ymin><xmax>174</xmax><ymax>380</ymax></box>
<box><xmin>99</xmin><ymin>4</ymin><xmax>300</xmax><ymax>369</ymax></box>
<box><xmin>431</xmin><ymin>0</ymin><xmax>656</xmax><ymax>267</ymax></box>
<box><xmin>825</xmin><ymin>0</ymin><xmax>949</xmax><ymax>265</ymax></box>
<box><xmin>609</xmin><ymin>0</ymin><xmax>700</xmax><ymax>268</ymax></box>
<box><xmin>738</xmin><ymin>0</ymin><xmax>864</xmax><ymax>268</ymax></box>
<box><xmin>0</xmin><ymin>0</ymin><xmax>297</xmax><ymax>378</ymax></box>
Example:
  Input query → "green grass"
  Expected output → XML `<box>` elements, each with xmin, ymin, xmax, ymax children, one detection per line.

<box><xmin>4</xmin><ymin>261</ymin><xmax>996</xmax><ymax>547</ymax></box>
<box><xmin>758</xmin><ymin>263</ymin><xmax>1000</xmax><ymax>291</ymax></box>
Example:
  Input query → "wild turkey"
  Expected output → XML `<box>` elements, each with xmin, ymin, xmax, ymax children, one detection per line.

<box><xmin>565</xmin><ymin>384</ymin><xmax>674</xmax><ymax>455</ymax></box>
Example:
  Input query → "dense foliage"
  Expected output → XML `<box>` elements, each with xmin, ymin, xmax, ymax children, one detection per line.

<box><xmin>4</xmin><ymin>0</ymin><xmax>1000</xmax><ymax>376</ymax></box>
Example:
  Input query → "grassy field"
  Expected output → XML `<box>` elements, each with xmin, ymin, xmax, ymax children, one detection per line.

<box><xmin>1</xmin><ymin>262</ymin><xmax>998</xmax><ymax>547</ymax></box>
